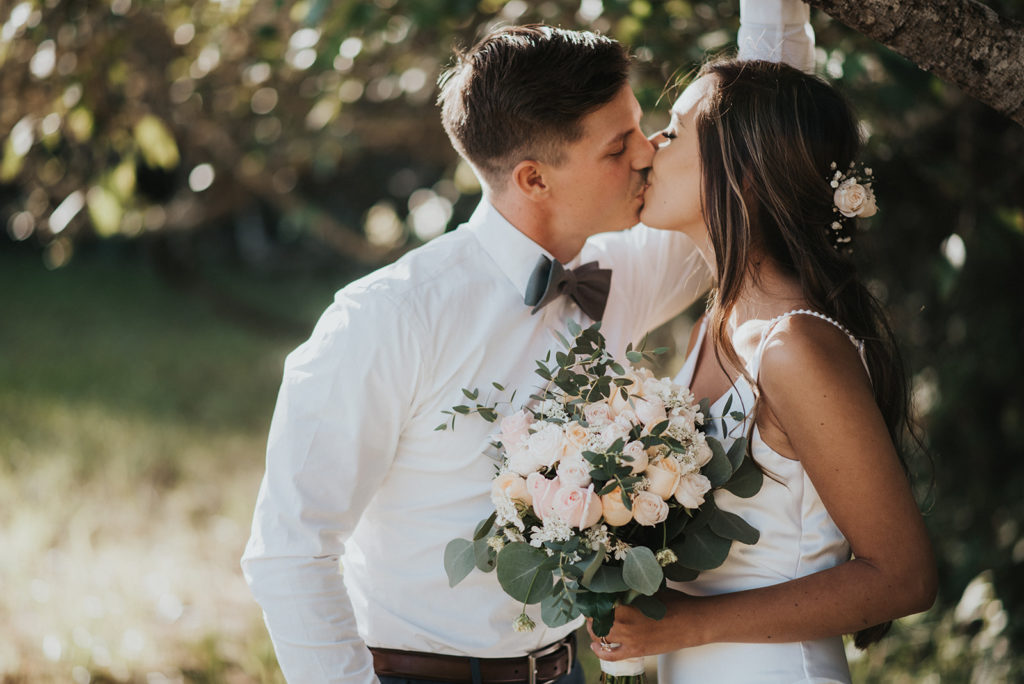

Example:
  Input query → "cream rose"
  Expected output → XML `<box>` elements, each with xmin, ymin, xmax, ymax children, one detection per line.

<box><xmin>674</xmin><ymin>472</ymin><xmax>712</xmax><ymax>509</ymax></box>
<box><xmin>634</xmin><ymin>397</ymin><xmax>667</xmax><ymax>427</ymax></box>
<box><xmin>834</xmin><ymin>179</ymin><xmax>877</xmax><ymax>218</ymax></box>
<box><xmin>556</xmin><ymin>454</ymin><xmax>593</xmax><ymax>489</ymax></box>
<box><xmin>621</xmin><ymin>440</ymin><xmax>649</xmax><ymax>474</ymax></box>
<box><xmin>552</xmin><ymin>485</ymin><xmax>603</xmax><ymax>530</ymax></box>
<box><xmin>563</xmin><ymin>422</ymin><xmax>590</xmax><ymax>450</ymax></box>
<box><xmin>583</xmin><ymin>402</ymin><xmax>612</xmax><ymax>427</ymax></box>
<box><xmin>693</xmin><ymin>438</ymin><xmax>714</xmax><ymax>468</ymax></box>
<box><xmin>600</xmin><ymin>487</ymin><xmax>633</xmax><ymax>527</ymax></box>
<box><xmin>632</xmin><ymin>491</ymin><xmax>669</xmax><ymax>526</ymax></box>
<box><xmin>615</xmin><ymin>408</ymin><xmax>640</xmax><ymax>429</ymax></box>
<box><xmin>598</xmin><ymin>422</ymin><xmax>630</xmax><ymax>449</ymax></box>
<box><xmin>526</xmin><ymin>473</ymin><xmax>561</xmax><ymax>520</ymax></box>
<box><xmin>645</xmin><ymin>457</ymin><xmax>682</xmax><ymax>499</ymax></box>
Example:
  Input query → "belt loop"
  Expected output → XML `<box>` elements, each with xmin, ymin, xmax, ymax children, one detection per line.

<box><xmin>469</xmin><ymin>657</ymin><xmax>482</xmax><ymax>684</ymax></box>
<box><xmin>526</xmin><ymin>651</ymin><xmax>537</xmax><ymax>684</ymax></box>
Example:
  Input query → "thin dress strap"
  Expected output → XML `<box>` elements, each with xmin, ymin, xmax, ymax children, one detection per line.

<box><xmin>749</xmin><ymin>308</ymin><xmax>869</xmax><ymax>382</ymax></box>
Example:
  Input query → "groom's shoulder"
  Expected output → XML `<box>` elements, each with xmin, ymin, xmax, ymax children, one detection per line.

<box><xmin>337</xmin><ymin>226</ymin><xmax>485</xmax><ymax>309</ymax></box>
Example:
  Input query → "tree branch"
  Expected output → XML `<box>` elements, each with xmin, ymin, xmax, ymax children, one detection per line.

<box><xmin>806</xmin><ymin>0</ymin><xmax>1024</xmax><ymax>126</ymax></box>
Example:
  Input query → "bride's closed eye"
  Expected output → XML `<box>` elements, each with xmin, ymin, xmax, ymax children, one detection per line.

<box><xmin>660</xmin><ymin>129</ymin><xmax>677</xmax><ymax>141</ymax></box>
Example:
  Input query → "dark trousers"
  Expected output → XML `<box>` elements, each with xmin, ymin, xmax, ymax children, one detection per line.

<box><xmin>378</xmin><ymin>658</ymin><xmax>585</xmax><ymax>684</ymax></box>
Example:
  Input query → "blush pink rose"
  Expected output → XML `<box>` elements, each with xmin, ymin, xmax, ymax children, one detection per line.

<box><xmin>632</xmin><ymin>491</ymin><xmax>669</xmax><ymax>526</ymax></box>
<box><xmin>552</xmin><ymin>485</ymin><xmax>603</xmax><ymax>530</ymax></box>
<box><xmin>600</xmin><ymin>487</ymin><xmax>633</xmax><ymax>527</ymax></box>
<box><xmin>674</xmin><ymin>473</ymin><xmax>712</xmax><ymax>509</ymax></box>
<box><xmin>526</xmin><ymin>473</ymin><xmax>561</xmax><ymax>520</ymax></box>
<box><xmin>500</xmin><ymin>410</ymin><xmax>534</xmax><ymax>451</ymax></box>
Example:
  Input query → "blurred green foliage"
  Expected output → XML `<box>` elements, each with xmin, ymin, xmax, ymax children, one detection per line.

<box><xmin>2</xmin><ymin>0</ymin><xmax>1023</xmax><ymax>681</ymax></box>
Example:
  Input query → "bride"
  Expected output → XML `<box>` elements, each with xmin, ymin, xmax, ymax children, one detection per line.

<box><xmin>590</xmin><ymin>59</ymin><xmax>938</xmax><ymax>682</ymax></box>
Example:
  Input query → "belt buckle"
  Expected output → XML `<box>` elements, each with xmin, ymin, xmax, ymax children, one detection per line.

<box><xmin>526</xmin><ymin>636</ymin><xmax>572</xmax><ymax>684</ymax></box>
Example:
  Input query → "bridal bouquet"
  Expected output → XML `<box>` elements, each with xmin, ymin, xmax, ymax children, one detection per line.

<box><xmin>441</xmin><ymin>322</ymin><xmax>763</xmax><ymax>683</ymax></box>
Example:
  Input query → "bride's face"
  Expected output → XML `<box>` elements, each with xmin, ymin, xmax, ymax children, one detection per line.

<box><xmin>640</xmin><ymin>76</ymin><xmax>714</xmax><ymax>244</ymax></box>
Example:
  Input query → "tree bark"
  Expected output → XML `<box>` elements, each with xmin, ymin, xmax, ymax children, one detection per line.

<box><xmin>805</xmin><ymin>0</ymin><xmax>1024</xmax><ymax>126</ymax></box>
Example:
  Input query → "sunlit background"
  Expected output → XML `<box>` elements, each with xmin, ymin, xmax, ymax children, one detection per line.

<box><xmin>1</xmin><ymin>0</ymin><xmax>1023</xmax><ymax>682</ymax></box>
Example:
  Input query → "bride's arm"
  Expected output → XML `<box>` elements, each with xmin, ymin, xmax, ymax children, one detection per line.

<box><xmin>591</xmin><ymin>319</ymin><xmax>937</xmax><ymax>658</ymax></box>
<box><xmin>738</xmin><ymin>0</ymin><xmax>816</xmax><ymax>73</ymax></box>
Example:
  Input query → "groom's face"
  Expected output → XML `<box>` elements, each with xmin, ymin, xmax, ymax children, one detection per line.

<box><xmin>542</xmin><ymin>84</ymin><xmax>655</xmax><ymax>237</ymax></box>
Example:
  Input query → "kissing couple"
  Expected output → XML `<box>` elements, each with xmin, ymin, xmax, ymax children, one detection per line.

<box><xmin>243</xmin><ymin>1</ymin><xmax>936</xmax><ymax>682</ymax></box>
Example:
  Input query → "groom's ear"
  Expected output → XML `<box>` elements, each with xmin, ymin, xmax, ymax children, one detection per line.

<box><xmin>510</xmin><ymin>160</ymin><xmax>550</xmax><ymax>201</ymax></box>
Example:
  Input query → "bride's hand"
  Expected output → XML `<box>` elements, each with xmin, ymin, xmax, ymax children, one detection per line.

<box><xmin>586</xmin><ymin>596</ymin><xmax>695</xmax><ymax>661</ymax></box>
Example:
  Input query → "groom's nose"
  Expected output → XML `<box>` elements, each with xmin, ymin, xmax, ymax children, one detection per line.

<box><xmin>632</xmin><ymin>130</ymin><xmax>658</xmax><ymax>171</ymax></box>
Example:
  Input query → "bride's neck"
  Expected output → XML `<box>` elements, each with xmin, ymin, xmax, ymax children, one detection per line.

<box><xmin>725</xmin><ymin>257</ymin><xmax>806</xmax><ymax>331</ymax></box>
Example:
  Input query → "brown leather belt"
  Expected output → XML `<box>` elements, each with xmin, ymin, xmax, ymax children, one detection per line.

<box><xmin>370</xmin><ymin>633</ymin><xmax>576</xmax><ymax>684</ymax></box>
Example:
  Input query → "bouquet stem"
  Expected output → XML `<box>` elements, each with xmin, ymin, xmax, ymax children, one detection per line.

<box><xmin>599</xmin><ymin>656</ymin><xmax>646</xmax><ymax>683</ymax></box>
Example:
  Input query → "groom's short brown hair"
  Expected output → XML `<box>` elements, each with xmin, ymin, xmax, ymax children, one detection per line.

<box><xmin>438</xmin><ymin>25</ymin><xmax>630</xmax><ymax>191</ymax></box>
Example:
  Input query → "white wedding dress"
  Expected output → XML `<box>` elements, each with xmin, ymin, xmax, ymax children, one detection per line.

<box><xmin>657</xmin><ymin>311</ymin><xmax>857</xmax><ymax>683</ymax></box>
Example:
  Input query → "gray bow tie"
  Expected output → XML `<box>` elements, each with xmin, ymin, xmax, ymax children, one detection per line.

<box><xmin>524</xmin><ymin>255</ymin><xmax>612</xmax><ymax>321</ymax></box>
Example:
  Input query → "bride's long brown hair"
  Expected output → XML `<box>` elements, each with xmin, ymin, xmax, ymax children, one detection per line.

<box><xmin>693</xmin><ymin>58</ymin><xmax>919</xmax><ymax>648</ymax></box>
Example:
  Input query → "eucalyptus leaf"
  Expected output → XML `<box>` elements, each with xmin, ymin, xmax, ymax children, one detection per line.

<box><xmin>703</xmin><ymin>440</ymin><xmax>734</xmax><ymax>487</ymax></box>
<box><xmin>473</xmin><ymin>512</ymin><xmax>497</xmax><ymax>541</ymax></box>
<box><xmin>576</xmin><ymin>591</ymin><xmax>616</xmax><ymax>637</ymax></box>
<box><xmin>628</xmin><ymin>594</ymin><xmax>668</xmax><ymax>621</ymax></box>
<box><xmin>625</xmin><ymin>350</ymin><xmax>643</xmax><ymax>363</ymax></box>
<box><xmin>579</xmin><ymin>547</ymin><xmax>605</xmax><ymax>587</ymax></box>
<box><xmin>671</xmin><ymin>525</ymin><xmax>733</xmax><ymax>570</ymax></box>
<box><xmin>496</xmin><ymin>543</ymin><xmax>554</xmax><ymax>605</ymax></box>
<box><xmin>622</xmin><ymin>546</ymin><xmax>664</xmax><ymax>596</ymax></box>
<box><xmin>663</xmin><ymin>563</ymin><xmax>700</xmax><ymax>582</ymax></box>
<box><xmin>585</xmin><ymin>564</ymin><xmax>630</xmax><ymax>593</ymax></box>
<box><xmin>709</xmin><ymin>509</ymin><xmax>760</xmax><ymax>545</ymax></box>
<box><xmin>725</xmin><ymin>437</ymin><xmax>747</xmax><ymax>471</ymax></box>
<box><xmin>443</xmin><ymin>538</ymin><xmax>476</xmax><ymax>587</ymax></box>
<box><xmin>452</xmin><ymin>405</ymin><xmax>470</xmax><ymax>414</ymax></box>
<box><xmin>541</xmin><ymin>589</ymin><xmax>581</xmax><ymax>628</ymax></box>
<box><xmin>567</xmin><ymin>319</ymin><xmax>582</xmax><ymax>336</ymax></box>
<box><xmin>722</xmin><ymin>457</ymin><xmax>764</xmax><ymax>498</ymax></box>
<box><xmin>473</xmin><ymin>537</ymin><xmax>496</xmax><ymax>571</ymax></box>
<box><xmin>730</xmin><ymin>410</ymin><xmax>746</xmax><ymax>422</ymax></box>
<box><xmin>462</xmin><ymin>388</ymin><xmax>479</xmax><ymax>400</ymax></box>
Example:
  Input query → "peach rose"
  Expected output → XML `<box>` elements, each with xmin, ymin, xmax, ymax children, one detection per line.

<box><xmin>563</xmin><ymin>422</ymin><xmax>590</xmax><ymax>450</ymax></box>
<box><xmin>600</xmin><ymin>487</ymin><xmax>633</xmax><ymax>527</ymax></box>
<box><xmin>632</xmin><ymin>491</ymin><xmax>669</xmax><ymax>526</ymax></box>
<box><xmin>674</xmin><ymin>473</ymin><xmax>712</xmax><ymax>509</ymax></box>
<box><xmin>492</xmin><ymin>472</ymin><xmax>532</xmax><ymax>506</ymax></box>
<box><xmin>552</xmin><ymin>485</ymin><xmax>603</xmax><ymax>530</ymax></box>
<box><xmin>645</xmin><ymin>457</ymin><xmax>682</xmax><ymax>499</ymax></box>
<box><xmin>526</xmin><ymin>473</ymin><xmax>561</xmax><ymax>520</ymax></box>
<box><xmin>621</xmin><ymin>441</ymin><xmax>649</xmax><ymax>474</ymax></box>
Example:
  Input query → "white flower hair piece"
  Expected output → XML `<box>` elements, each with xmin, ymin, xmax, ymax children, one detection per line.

<box><xmin>827</xmin><ymin>162</ymin><xmax>878</xmax><ymax>248</ymax></box>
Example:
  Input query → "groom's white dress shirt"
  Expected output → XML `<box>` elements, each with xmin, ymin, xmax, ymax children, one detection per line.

<box><xmin>243</xmin><ymin>3</ymin><xmax>815</xmax><ymax>682</ymax></box>
<box><xmin>242</xmin><ymin>201</ymin><xmax>709</xmax><ymax>683</ymax></box>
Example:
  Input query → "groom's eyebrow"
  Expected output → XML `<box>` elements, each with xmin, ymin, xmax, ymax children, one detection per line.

<box><xmin>603</xmin><ymin>129</ymin><xmax>633</xmax><ymax>148</ymax></box>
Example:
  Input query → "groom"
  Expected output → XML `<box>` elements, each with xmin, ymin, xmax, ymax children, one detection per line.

<box><xmin>243</xmin><ymin>5</ymin><xmax>814</xmax><ymax>683</ymax></box>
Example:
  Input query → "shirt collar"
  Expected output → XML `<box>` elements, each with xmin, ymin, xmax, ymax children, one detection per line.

<box><xmin>463</xmin><ymin>199</ymin><xmax>567</xmax><ymax>300</ymax></box>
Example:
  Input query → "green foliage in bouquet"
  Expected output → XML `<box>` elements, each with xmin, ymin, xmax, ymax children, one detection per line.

<box><xmin>442</xmin><ymin>322</ymin><xmax>764</xmax><ymax>637</ymax></box>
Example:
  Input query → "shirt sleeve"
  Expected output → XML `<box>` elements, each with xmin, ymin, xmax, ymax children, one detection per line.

<box><xmin>241</xmin><ymin>287</ymin><xmax>423</xmax><ymax>684</ymax></box>
<box><xmin>737</xmin><ymin>0</ymin><xmax>816</xmax><ymax>73</ymax></box>
<box><xmin>588</xmin><ymin>225</ymin><xmax>712</xmax><ymax>341</ymax></box>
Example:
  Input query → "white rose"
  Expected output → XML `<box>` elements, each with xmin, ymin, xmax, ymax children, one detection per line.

<box><xmin>615</xmin><ymin>408</ymin><xmax>639</xmax><ymax>429</ymax></box>
<box><xmin>834</xmin><ymin>179</ymin><xmax>877</xmax><ymax>218</ymax></box>
<box><xmin>674</xmin><ymin>473</ymin><xmax>712</xmax><ymax>509</ymax></box>
<box><xmin>583</xmin><ymin>402</ymin><xmax>612</xmax><ymax>427</ymax></box>
<box><xmin>507</xmin><ymin>448</ymin><xmax>542</xmax><ymax>476</ymax></box>
<box><xmin>556</xmin><ymin>454</ymin><xmax>593</xmax><ymax>489</ymax></box>
<box><xmin>598</xmin><ymin>422</ymin><xmax>630</xmax><ymax>449</ymax></box>
<box><xmin>524</xmin><ymin>423</ymin><xmax>567</xmax><ymax>470</ymax></box>
<box><xmin>500</xmin><ymin>410</ymin><xmax>534</xmax><ymax>451</ymax></box>
<box><xmin>632</xmin><ymin>491</ymin><xmax>669</xmax><ymax>526</ymax></box>
<box><xmin>621</xmin><ymin>441</ymin><xmax>649</xmax><ymax>474</ymax></box>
